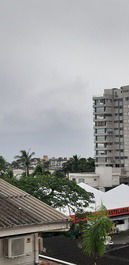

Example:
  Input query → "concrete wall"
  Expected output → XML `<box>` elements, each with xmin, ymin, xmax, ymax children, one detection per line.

<box><xmin>96</xmin><ymin>167</ymin><xmax>112</xmax><ymax>187</ymax></box>
<box><xmin>68</xmin><ymin>173</ymin><xmax>99</xmax><ymax>187</ymax></box>
<box><xmin>96</xmin><ymin>167</ymin><xmax>120</xmax><ymax>188</ymax></box>
<box><xmin>116</xmin><ymin>218</ymin><xmax>129</xmax><ymax>231</ymax></box>
<box><xmin>69</xmin><ymin>167</ymin><xmax>120</xmax><ymax>189</ymax></box>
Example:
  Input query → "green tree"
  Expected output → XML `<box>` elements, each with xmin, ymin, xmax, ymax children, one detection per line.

<box><xmin>62</xmin><ymin>155</ymin><xmax>80</xmax><ymax>173</ymax></box>
<box><xmin>7</xmin><ymin>175</ymin><xmax>94</xmax><ymax>213</ymax></box>
<box><xmin>5</xmin><ymin>168</ymin><xmax>14</xmax><ymax>178</ymax></box>
<box><xmin>62</xmin><ymin>155</ymin><xmax>95</xmax><ymax>174</ymax></box>
<box><xmin>33</xmin><ymin>163</ymin><xmax>50</xmax><ymax>176</ymax></box>
<box><xmin>0</xmin><ymin>156</ymin><xmax>6</xmax><ymax>172</ymax></box>
<box><xmin>15</xmin><ymin>150</ymin><xmax>35</xmax><ymax>177</ymax></box>
<box><xmin>52</xmin><ymin>169</ymin><xmax>66</xmax><ymax>178</ymax></box>
<box><xmin>0</xmin><ymin>156</ymin><xmax>13</xmax><ymax>179</ymax></box>
<box><xmin>85</xmin><ymin>157</ymin><xmax>95</xmax><ymax>172</ymax></box>
<box><xmin>82</xmin><ymin>208</ymin><xmax>113</xmax><ymax>265</ymax></box>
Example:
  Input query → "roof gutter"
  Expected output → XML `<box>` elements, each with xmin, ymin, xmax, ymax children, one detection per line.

<box><xmin>0</xmin><ymin>221</ymin><xmax>70</xmax><ymax>238</ymax></box>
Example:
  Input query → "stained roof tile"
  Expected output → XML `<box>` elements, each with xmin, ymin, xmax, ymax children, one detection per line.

<box><xmin>0</xmin><ymin>179</ymin><xmax>69</xmax><ymax>230</ymax></box>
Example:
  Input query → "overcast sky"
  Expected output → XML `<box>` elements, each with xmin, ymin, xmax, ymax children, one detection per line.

<box><xmin>1</xmin><ymin>0</ymin><xmax>129</xmax><ymax>161</ymax></box>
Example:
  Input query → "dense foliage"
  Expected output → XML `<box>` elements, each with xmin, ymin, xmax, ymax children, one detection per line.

<box><xmin>82</xmin><ymin>208</ymin><xmax>113</xmax><ymax>265</ymax></box>
<box><xmin>0</xmin><ymin>156</ymin><xmax>13</xmax><ymax>178</ymax></box>
<box><xmin>33</xmin><ymin>163</ymin><xmax>50</xmax><ymax>176</ymax></box>
<box><xmin>7</xmin><ymin>175</ymin><xmax>94</xmax><ymax>214</ymax></box>
<box><xmin>62</xmin><ymin>155</ymin><xmax>95</xmax><ymax>173</ymax></box>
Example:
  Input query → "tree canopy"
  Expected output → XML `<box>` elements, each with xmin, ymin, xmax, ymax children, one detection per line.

<box><xmin>0</xmin><ymin>155</ymin><xmax>13</xmax><ymax>178</ymax></box>
<box><xmin>33</xmin><ymin>162</ymin><xmax>50</xmax><ymax>176</ymax></box>
<box><xmin>7</xmin><ymin>175</ymin><xmax>94</xmax><ymax>214</ymax></box>
<box><xmin>62</xmin><ymin>155</ymin><xmax>95</xmax><ymax>173</ymax></box>
<box><xmin>0</xmin><ymin>156</ymin><xmax>7</xmax><ymax>171</ymax></box>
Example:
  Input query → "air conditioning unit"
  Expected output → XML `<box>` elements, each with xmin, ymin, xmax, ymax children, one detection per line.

<box><xmin>4</xmin><ymin>237</ymin><xmax>32</xmax><ymax>258</ymax></box>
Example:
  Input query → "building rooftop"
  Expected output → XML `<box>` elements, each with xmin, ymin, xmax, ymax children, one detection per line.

<box><xmin>79</xmin><ymin>183</ymin><xmax>129</xmax><ymax>211</ymax></box>
<box><xmin>58</xmin><ymin>183</ymin><xmax>129</xmax><ymax>216</ymax></box>
<box><xmin>0</xmin><ymin>179</ymin><xmax>69</xmax><ymax>232</ymax></box>
<box><xmin>102</xmin><ymin>184</ymin><xmax>129</xmax><ymax>210</ymax></box>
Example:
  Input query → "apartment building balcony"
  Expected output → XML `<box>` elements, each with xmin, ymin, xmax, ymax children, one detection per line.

<box><xmin>96</xmin><ymin>146</ymin><xmax>113</xmax><ymax>151</ymax></box>
<box><xmin>95</xmin><ymin>161</ymin><xmax>114</xmax><ymax>166</ymax></box>
<box><xmin>104</xmin><ymin>109</ymin><xmax>113</xmax><ymax>115</ymax></box>
<box><xmin>94</xmin><ymin>117</ymin><xmax>113</xmax><ymax>122</ymax></box>
<box><xmin>94</xmin><ymin>125</ymin><xmax>106</xmax><ymax>129</ymax></box>
<box><xmin>93</xmin><ymin>116</ymin><xmax>105</xmax><ymax>121</ymax></box>
<box><xmin>96</xmin><ymin>154</ymin><xmax>114</xmax><ymax>158</ymax></box>
<box><xmin>106</xmin><ymin>123</ymin><xmax>113</xmax><ymax>128</ymax></box>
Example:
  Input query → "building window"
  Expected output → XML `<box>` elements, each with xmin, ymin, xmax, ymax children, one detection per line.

<box><xmin>96</xmin><ymin>158</ymin><xmax>106</xmax><ymax>162</ymax></box>
<box><xmin>105</xmin><ymin>99</ymin><xmax>112</xmax><ymax>103</ymax></box>
<box><xmin>95</xmin><ymin>99</ymin><xmax>105</xmax><ymax>104</ymax></box>
<box><xmin>95</xmin><ymin>114</ymin><xmax>104</xmax><ymax>120</ymax></box>
<box><xmin>96</xmin><ymin>150</ymin><xmax>106</xmax><ymax>155</ymax></box>
<box><xmin>78</xmin><ymin>179</ymin><xmax>85</xmax><ymax>183</ymax></box>
<box><xmin>96</xmin><ymin>136</ymin><xmax>105</xmax><ymax>141</ymax></box>
<box><xmin>95</xmin><ymin>121</ymin><xmax>106</xmax><ymax>126</ymax></box>
<box><xmin>96</xmin><ymin>128</ymin><xmax>105</xmax><ymax>134</ymax></box>
<box><xmin>124</xmin><ymin>97</ymin><xmax>129</xmax><ymax>101</ymax></box>
<box><xmin>114</xmin><ymin>120</ymin><xmax>123</xmax><ymax>123</ymax></box>
<box><xmin>72</xmin><ymin>178</ymin><xmax>76</xmax><ymax>182</ymax></box>
<box><xmin>95</xmin><ymin>107</ymin><xmax>105</xmax><ymax>112</ymax></box>
<box><xmin>96</xmin><ymin>143</ymin><xmax>105</xmax><ymax>148</ymax></box>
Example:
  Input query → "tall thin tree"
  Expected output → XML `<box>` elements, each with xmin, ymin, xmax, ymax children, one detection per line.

<box><xmin>15</xmin><ymin>150</ymin><xmax>35</xmax><ymax>177</ymax></box>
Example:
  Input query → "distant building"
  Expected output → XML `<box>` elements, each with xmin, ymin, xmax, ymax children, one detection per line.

<box><xmin>93</xmin><ymin>85</ymin><xmax>129</xmax><ymax>183</ymax></box>
<box><xmin>42</xmin><ymin>155</ymin><xmax>49</xmax><ymax>161</ymax></box>
<box><xmin>68</xmin><ymin>166</ymin><xmax>120</xmax><ymax>190</ymax></box>
<box><xmin>49</xmin><ymin>157</ymin><xmax>67</xmax><ymax>171</ymax></box>
<box><xmin>13</xmin><ymin>169</ymin><xmax>34</xmax><ymax>179</ymax></box>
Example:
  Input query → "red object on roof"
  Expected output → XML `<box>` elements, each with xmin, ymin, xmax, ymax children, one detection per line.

<box><xmin>70</xmin><ymin>206</ymin><xmax>129</xmax><ymax>223</ymax></box>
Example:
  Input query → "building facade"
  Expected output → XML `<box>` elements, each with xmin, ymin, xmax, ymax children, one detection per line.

<box><xmin>93</xmin><ymin>85</ymin><xmax>129</xmax><ymax>180</ymax></box>
<box><xmin>49</xmin><ymin>157</ymin><xmax>67</xmax><ymax>171</ymax></box>
<box><xmin>68</xmin><ymin>166</ymin><xmax>120</xmax><ymax>190</ymax></box>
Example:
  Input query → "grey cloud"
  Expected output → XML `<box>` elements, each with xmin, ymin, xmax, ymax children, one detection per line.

<box><xmin>0</xmin><ymin>0</ymin><xmax>129</xmax><ymax>161</ymax></box>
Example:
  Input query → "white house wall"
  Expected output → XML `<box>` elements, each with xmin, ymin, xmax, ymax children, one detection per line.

<box><xmin>68</xmin><ymin>173</ymin><xmax>99</xmax><ymax>187</ymax></box>
<box><xmin>115</xmin><ymin>218</ymin><xmax>129</xmax><ymax>231</ymax></box>
<box><xmin>0</xmin><ymin>234</ymin><xmax>35</xmax><ymax>265</ymax></box>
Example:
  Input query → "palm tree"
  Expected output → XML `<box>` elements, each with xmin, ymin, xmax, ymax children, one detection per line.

<box><xmin>15</xmin><ymin>150</ymin><xmax>35</xmax><ymax>177</ymax></box>
<box><xmin>62</xmin><ymin>155</ymin><xmax>80</xmax><ymax>173</ymax></box>
<box><xmin>82</xmin><ymin>208</ymin><xmax>113</xmax><ymax>265</ymax></box>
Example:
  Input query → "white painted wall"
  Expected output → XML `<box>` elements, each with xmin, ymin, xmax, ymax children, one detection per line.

<box><xmin>69</xmin><ymin>167</ymin><xmax>120</xmax><ymax>189</ymax></box>
<box><xmin>96</xmin><ymin>167</ymin><xmax>120</xmax><ymax>188</ymax></box>
<box><xmin>116</xmin><ymin>219</ymin><xmax>129</xmax><ymax>231</ymax></box>
<box><xmin>0</xmin><ymin>234</ymin><xmax>35</xmax><ymax>265</ymax></box>
<box><xmin>96</xmin><ymin>167</ymin><xmax>113</xmax><ymax>187</ymax></box>
<box><xmin>68</xmin><ymin>173</ymin><xmax>99</xmax><ymax>187</ymax></box>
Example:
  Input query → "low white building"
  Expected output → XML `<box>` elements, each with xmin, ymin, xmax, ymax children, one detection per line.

<box><xmin>78</xmin><ymin>183</ymin><xmax>129</xmax><ymax>231</ymax></box>
<box><xmin>68</xmin><ymin>172</ymin><xmax>99</xmax><ymax>188</ymax></box>
<box><xmin>68</xmin><ymin>166</ymin><xmax>120</xmax><ymax>190</ymax></box>
<box><xmin>58</xmin><ymin>182</ymin><xmax>129</xmax><ymax>232</ymax></box>
<box><xmin>13</xmin><ymin>169</ymin><xmax>34</xmax><ymax>179</ymax></box>
<box><xmin>102</xmin><ymin>184</ymin><xmax>129</xmax><ymax>231</ymax></box>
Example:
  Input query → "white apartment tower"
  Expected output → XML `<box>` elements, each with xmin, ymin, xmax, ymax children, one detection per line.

<box><xmin>93</xmin><ymin>85</ymin><xmax>129</xmax><ymax>179</ymax></box>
